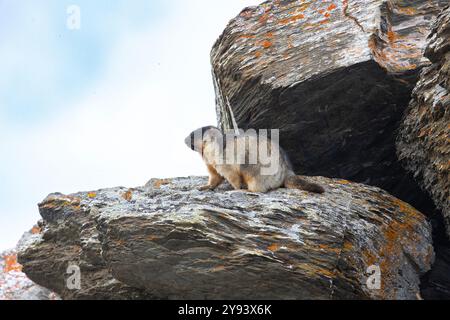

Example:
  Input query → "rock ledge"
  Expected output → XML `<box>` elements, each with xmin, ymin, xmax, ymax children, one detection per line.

<box><xmin>19</xmin><ymin>177</ymin><xmax>434</xmax><ymax>300</ymax></box>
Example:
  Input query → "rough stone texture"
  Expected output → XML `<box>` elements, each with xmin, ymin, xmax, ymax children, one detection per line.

<box><xmin>18</xmin><ymin>177</ymin><xmax>434</xmax><ymax>300</ymax></box>
<box><xmin>17</xmin><ymin>195</ymin><xmax>155</xmax><ymax>300</ymax></box>
<box><xmin>0</xmin><ymin>231</ymin><xmax>60</xmax><ymax>300</ymax></box>
<box><xmin>397</xmin><ymin>6</ymin><xmax>450</xmax><ymax>238</ymax></box>
<box><xmin>211</xmin><ymin>0</ymin><xmax>448</xmax><ymax>212</ymax></box>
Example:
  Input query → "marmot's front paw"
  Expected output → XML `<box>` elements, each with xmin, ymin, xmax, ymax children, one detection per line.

<box><xmin>198</xmin><ymin>185</ymin><xmax>213</xmax><ymax>191</ymax></box>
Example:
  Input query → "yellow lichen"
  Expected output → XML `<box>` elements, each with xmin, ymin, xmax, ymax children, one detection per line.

<box><xmin>87</xmin><ymin>192</ymin><xmax>97</xmax><ymax>199</ymax></box>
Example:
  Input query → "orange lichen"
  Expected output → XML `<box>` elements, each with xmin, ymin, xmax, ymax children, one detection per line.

<box><xmin>362</xmin><ymin>249</ymin><xmax>378</xmax><ymax>267</ymax></box>
<box><xmin>317</xmin><ymin>244</ymin><xmax>341</xmax><ymax>254</ymax></box>
<box><xmin>87</xmin><ymin>192</ymin><xmax>97</xmax><ymax>199</ymax></box>
<box><xmin>259</xmin><ymin>8</ymin><xmax>271</xmax><ymax>24</ymax></box>
<box><xmin>267</xmin><ymin>243</ymin><xmax>280</xmax><ymax>252</ymax></box>
<box><xmin>153</xmin><ymin>179</ymin><xmax>172</xmax><ymax>189</ymax></box>
<box><xmin>30</xmin><ymin>225</ymin><xmax>41</xmax><ymax>234</ymax></box>
<box><xmin>369</xmin><ymin>35</ymin><xmax>387</xmax><ymax>61</ymax></box>
<box><xmin>387</xmin><ymin>30</ymin><xmax>396</xmax><ymax>43</ymax></box>
<box><xmin>369</xmin><ymin>199</ymin><xmax>426</xmax><ymax>296</ymax></box>
<box><xmin>403</xmin><ymin>63</ymin><xmax>417</xmax><ymax>71</ymax></box>
<box><xmin>392</xmin><ymin>198</ymin><xmax>422</xmax><ymax>218</ymax></box>
<box><xmin>3</xmin><ymin>254</ymin><xmax>22</xmax><ymax>273</ymax></box>
<box><xmin>261</xmin><ymin>40</ymin><xmax>273</xmax><ymax>49</ymax></box>
<box><xmin>254</xmin><ymin>51</ymin><xmax>262</xmax><ymax>58</ymax></box>
<box><xmin>396</xmin><ymin>6</ymin><xmax>417</xmax><ymax>16</ymax></box>
<box><xmin>122</xmin><ymin>189</ymin><xmax>133</xmax><ymax>202</ymax></box>
<box><xmin>343</xmin><ymin>241</ymin><xmax>353</xmax><ymax>251</ymax></box>
<box><xmin>279</xmin><ymin>14</ymin><xmax>305</xmax><ymax>25</ymax></box>
<box><xmin>40</xmin><ymin>196</ymin><xmax>82</xmax><ymax>212</ymax></box>
<box><xmin>327</xmin><ymin>4</ymin><xmax>337</xmax><ymax>11</ymax></box>
<box><xmin>295</xmin><ymin>263</ymin><xmax>335</xmax><ymax>278</ymax></box>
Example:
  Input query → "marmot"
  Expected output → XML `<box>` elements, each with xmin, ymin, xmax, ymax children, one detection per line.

<box><xmin>185</xmin><ymin>126</ymin><xmax>325</xmax><ymax>194</ymax></box>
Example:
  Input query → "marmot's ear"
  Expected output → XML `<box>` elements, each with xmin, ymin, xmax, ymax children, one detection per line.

<box><xmin>201</xmin><ymin>126</ymin><xmax>218</xmax><ymax>137</ymax></box>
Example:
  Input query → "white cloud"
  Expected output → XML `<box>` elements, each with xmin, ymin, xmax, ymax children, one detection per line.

<box><xmin>0</xmin><ymin>0</ymin><xmax>262</xmax><ymax>249</ymax></box>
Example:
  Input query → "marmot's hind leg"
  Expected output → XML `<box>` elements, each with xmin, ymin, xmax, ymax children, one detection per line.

<box><xmin>224</xmin><ymin>171</ymin><xmax>243</xmax><ymax>190</ymax></box>
<box><xmin>245</xmin><ymin>176</ymin><xmax>270</xmax><ymax>193</ymax></box>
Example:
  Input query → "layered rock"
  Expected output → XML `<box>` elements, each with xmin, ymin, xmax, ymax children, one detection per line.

<box><xmin>0</xmin><ymin>231</ymin><xmax>59</xmax><ymax>300</ymax></box>
<box><xmin>19</xmin><ymin>177</ymin><xmax>434</xmax><ymax>300</ymax></box>
<box><xmin>397</xmin><ymin>6</ymin><xmax>450</xmax><ymax>237</ymax></box>
<box><xmin>211</xmin><ymin>0</ymin><xmax>448</xmax><ymax>211</ymax></box>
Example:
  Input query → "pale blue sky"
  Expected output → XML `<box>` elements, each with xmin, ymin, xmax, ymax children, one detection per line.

<box><xmin>1</xmin><ymin>0</ymin><xmax>165</xmax><ymax>123</ymax></box>
<box><xmin>0</xmin><ymin>0</ymin><xmax>261</xmax><ymax>249</ymax></box>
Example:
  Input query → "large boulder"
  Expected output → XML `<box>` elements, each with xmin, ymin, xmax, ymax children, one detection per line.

<box><xmin>211</xmin><ymin>0</ymin><xmax>448</xmax><ymax>211</ymax></box>
<box><xmin>19</xmin><ymin>177</ymin><xmax>434</xmax><ymax>300</ymax></box>
<box><xmin>397</xmin><ymin>6</ymin><xmax>450</xmax><ymax>238</ymax></box>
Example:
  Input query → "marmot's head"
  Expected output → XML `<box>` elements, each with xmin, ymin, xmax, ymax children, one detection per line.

<box><xmin>184</xmin><ymin>126</ymin><xmax>222</xmax><ymax>153</ymax></box>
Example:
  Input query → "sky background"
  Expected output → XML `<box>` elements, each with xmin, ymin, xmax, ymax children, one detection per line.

<box><xmin>0</xmin><ymin>0</ymin><xmax>261</xmax><ymax>249</ymax></box>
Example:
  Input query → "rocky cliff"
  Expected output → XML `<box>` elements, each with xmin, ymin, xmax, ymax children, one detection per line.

<box><xmin>211</xmin><ymin>0</ymin><xmax>448</xmax><ymax>213</ymax></box>
<box><xmin>397</xmin><ymin>6</ymin><xmax>450</xmax><ymax>238</ymax></box>
<box><xmin>13</xmin><ymin>1</ymin><xmax>450</xmax><ymax>301</ymax></box>
<box><xmin>18</xmin><ymin>177</ymin><xmax>434</xmax><ymax>300</ymax></box>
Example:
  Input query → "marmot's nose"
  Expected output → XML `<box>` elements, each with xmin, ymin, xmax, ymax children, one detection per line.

<box><xmin>185</xmin><ymin>135</ymin><xmax>196</xmax><ymax>150</ymax></box>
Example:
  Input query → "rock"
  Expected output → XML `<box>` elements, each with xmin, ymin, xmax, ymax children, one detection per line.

<box><xmin>19</xmin><ymin>177</ymin><xmax>434</xmax><ymax>300</ymax></box>
<box><xmin>0</xmin><ymin>230</ymin><xmax>60</xmax><ymax>300</ymax></box>
<box><xmin>420</xmin><ymin>245</ymin><xmax>450</xmax><ymax>299</ymax></box>
<box><xmin>211</xmin><ymin>0</ymin><xmax>448</xmax><ymax>212</ymax></box>
<box><xmin>17</xmin><ymin>194</ymin><xmax>154</xmax><ymax>300</ymax></box>
<box><xmin>397</xmin><ymin>6</ymin><xmax>450</xmax><ymax>237</ymax></box>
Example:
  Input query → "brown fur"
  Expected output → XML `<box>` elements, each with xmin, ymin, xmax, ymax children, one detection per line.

<box><xmin>185</xmin><ymin>126</ymin><xmax>325</xmax><ymax>194</ymax></box>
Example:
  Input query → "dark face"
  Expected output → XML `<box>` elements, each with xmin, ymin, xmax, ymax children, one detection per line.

<box><xmin>184</xmin><ymin>126</ymin><xmax>217</xmax><ymax>152</ymax></box>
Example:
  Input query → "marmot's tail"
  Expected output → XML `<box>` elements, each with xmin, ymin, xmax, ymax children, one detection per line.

<box><xmin>284</xmin><ymin>175</ymin><xmax>325</xmax><ymax>194</ymax></box>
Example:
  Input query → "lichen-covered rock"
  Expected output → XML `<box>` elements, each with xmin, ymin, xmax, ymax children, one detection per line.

<box><xmin>19</xmin><ymin>177</ymin><xmax>434</xmax><ymax>300</ymax></box>
<box><xmin>211</xmin><ymin>0</ymin><xmax>448</xmax><ymax>211</ymax></box>
<box><xmin>397</xmin><ymin>6</ymin><xmax>450</xmax><ymax>237</ymax></box>
<box><xmin>17</xmin><ymin>194</ymin><xmax>155</xmax><ymax>300</ymax></box>
<box><xmin>0</xmin><ymin>231</ymin><xmax>60</xmax><ymax>300</ymax></box>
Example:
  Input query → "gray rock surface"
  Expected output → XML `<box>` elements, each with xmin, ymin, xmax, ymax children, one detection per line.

<box><xmin>19</xmin><ymin>177</ymin><xmax>434</xmax><ymax>300</ymax></box>
<box><xmin>211</xmin><ymin>0</ymin><xmax>448</xmax><ymax>212</ymax></box>
<box><xmin>397</xmin><ymin>6</ymin><xmax>450</xmax><ymax>237</ymax></box>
